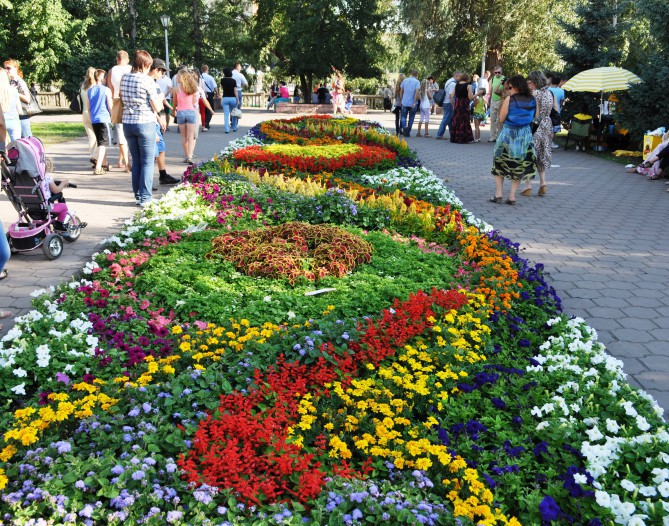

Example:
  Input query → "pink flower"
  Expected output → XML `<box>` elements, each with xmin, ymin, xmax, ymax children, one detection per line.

<box><xmin>140</xmin><ymin>300</ymin><xmax>150</xmax><ymax>310</ymax></box>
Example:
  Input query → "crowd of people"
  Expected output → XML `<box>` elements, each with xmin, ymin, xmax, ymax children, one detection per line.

<box><xmin>74</xmin><ymin>50</ymin><xmax>250</xmax><ymax>206</ymax></box>
<box><xmin>388</xmin><ymin>67</ymin><xmax>572</xmax><ymax>204</ymax></box>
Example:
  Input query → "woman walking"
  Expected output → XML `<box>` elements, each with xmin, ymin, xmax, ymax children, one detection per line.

<box><xmin>392</xmin><ymin>74</ymin><xmax>405</xmax><ymax>136</ymax></box>
<box><xmin>415</xmin><ymin>79</ymin><xmax>432</xmax><ymax>137</ymax></box>
<box><xmin>172</xmin><ymin>69</ymin><xmax>199</xmax><ymax>164</ymax></box>
<box><xmin>220</xmin><ymin>68</ymin><xmax>238</xmax><ymax>134</ymax></box>
<box><xmin>81</xmin><ymin>67</ymin><xmax>99</xmax><ymax>168</ymax></box>
<box><xmin>521</xmin><ymin>70</ymin><xmax>555</xmax><ymax>197</ymax></box>
<box><xmin>3</xmin><ymin>60</ymin><xmax>32</xmax><ymax>138</ymax></box>
<box><xmin>120</xmin><ymin>50</ymin><xmax>165</xmax><ymax>207</ymax></box>
<box><xmin>450</xmin><ymin>73</ymin><xmax>474</xmax><ymax>144</ymax></box>
<box><xmin>489</xmin><ymin>75</ymin><xmax>537</xmax><ymax>205</ymax></box>
<box><xmin>0</xmin><ymin>68</ymin><xmax>22</xmax><ymax>143</ymax></box>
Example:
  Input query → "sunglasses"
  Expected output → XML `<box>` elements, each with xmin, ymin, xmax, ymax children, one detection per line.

<box><xmin>494</xmin><ymin>71</ymin><xmax>502</xmax><ymax>75</ymax></box>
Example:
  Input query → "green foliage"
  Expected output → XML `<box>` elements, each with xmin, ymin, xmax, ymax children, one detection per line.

<box><xmin>556</xmin><ymin>0</ymin><xmax>636</xmax><ymax>75</ymax></box>
<box><xmin>131</xmin><ymin>228</ymin><xmax>459</xmax><ymax>325</ymax></box>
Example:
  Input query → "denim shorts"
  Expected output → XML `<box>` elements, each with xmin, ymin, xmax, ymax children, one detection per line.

<box><xmin>176</xmin><ymin>110</ymin><xmax>196</xmax><ymax>124</ymax></box>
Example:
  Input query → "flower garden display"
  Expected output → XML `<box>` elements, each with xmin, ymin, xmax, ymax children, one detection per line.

<box><xmin>0</xmin><ymin>115</ymin><xmax>667</xmax><ymax>525</ymax></box>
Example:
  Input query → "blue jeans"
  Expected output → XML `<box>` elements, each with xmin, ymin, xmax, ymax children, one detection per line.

<box><xmin>5</xmin><ymin>118</ymin><xmax>21</xmax><ymax>142</ymax></box>
<box><xmin>436</xmin><ymin>104</ymin><xmax>454</xmax><ymax>138</ymax></box>
<box><xmin>0</xmin><ymin>219</ymin><xmax>10</xmax><ymax>272</ymax></box>
<box><xmin>400</xmin><ymin>104</ymin><xmax>418</xmax><ymax>136</ymax></box>
<box><xmin>273</xmin><ymin>97</ymin><xmax>290</xmax><ymax>112</ymax></box>
<box><xmin>124</xmin><ymin>122</ymin><xmax>155</xmax><ymax>203</ymax></box>
<box><xmin>20</xmin><ymin>118</ymin><xmax>32</xmax><ymax>138</ymax></box>
<box><xmin>222</xmin><ymin>97</ymin><xmax>237</xmax><ymax>132</ymax></box>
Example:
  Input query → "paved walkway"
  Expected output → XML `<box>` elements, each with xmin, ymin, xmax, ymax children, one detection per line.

<box><xmin>1</xmin><ymin>109</ymin><xmax>667</xmax><ymax>415</ymax></box>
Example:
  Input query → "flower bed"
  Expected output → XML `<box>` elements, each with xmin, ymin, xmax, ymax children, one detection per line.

<box><xmin>0</xmin><ymin>116</ymin><xmax>667</xmax><ymax>525</ymax></box>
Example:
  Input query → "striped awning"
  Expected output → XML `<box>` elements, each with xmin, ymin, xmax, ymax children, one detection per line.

<box><xmin>561</xmin><ymin>67</ymin><xmax>642</xmax><ymax>93</ymax></box>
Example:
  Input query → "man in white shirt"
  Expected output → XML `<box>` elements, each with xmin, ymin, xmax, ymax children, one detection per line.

<box><xmin>156</xmin><ymin>67</ymin><xmax>172</xmax><ymax>131</ymax></box>
<box><xmin>435</xmin><ymin>71</ymin><xmax>460</xmax><ymax>140</ymax></box>
<box><xmin>399</xmin><ymin>69</ymin><xmax>421</xmax><ymax>137</ymax></box>
<box><xmin>200</xmin><ymin>65</ymin><xmax>218</xmax><ymax>131</ymax></box>
<box><xmin>108</xmin><ymin>50</ymin><xmax>131</xmax><ymax>170</ymax></box>
<box><xmin>231</xmin><ymin>62</ymin><xmax>248</xmax><ymax>114</ymax></box>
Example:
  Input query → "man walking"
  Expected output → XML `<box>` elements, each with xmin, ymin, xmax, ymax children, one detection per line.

<box><xmin>488</xmin><ymin>67</ymin><xmax>505</xmax><ymax>142</ymax></box>
<box><xmin>108</xmin><ymin>50</ymin><xmax>131</xmax><ymax>170</ymax></box>
<box><xmin>435</xmin><ymin>71</ymin><xmax>459</xmax><ymax>140</ymax></box>
<box><xmin>231</xmin><ymin>62</ymin><xmax>248</xmax><ymax>128</ymax></box>
<box><xmin>399</xmin><ymin>69</ymin><xmax>420</xmax><ymax>137</ymax></box>
<box><xmin>200</xmin><ymin>65</ymin><xmax>218</xmax><ymax>131</ymax></box>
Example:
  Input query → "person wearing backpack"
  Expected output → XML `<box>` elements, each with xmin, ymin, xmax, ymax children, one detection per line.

<box><xmin>435</xmin><ymin>71</ymin><xmax>459</xmax><ymax>140</ymax></box>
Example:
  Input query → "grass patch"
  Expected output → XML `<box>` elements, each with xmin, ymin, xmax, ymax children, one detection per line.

<box><xmin>30</xmin><ymin>122</ymin><xmax>86</xmax><ymax>144</ymax></box>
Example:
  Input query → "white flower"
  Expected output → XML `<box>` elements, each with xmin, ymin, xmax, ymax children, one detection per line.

<box><xmin>536</xmin><ymin>421</ymin><xmax>550</xmax><ymax>431</ymax></box>
<box><xmin>10</xmin><ymin>382</ymin><xmax>26</xmax><ymax>395</ymax></box>
<box><xmin>35</xmin><ymin>344</ymin><xmax>51</xmax><ymax>368</ymax></box>
<box><xmin>13</xmin><ymin>367</ymin><xmax>27</xmax><ymax>378</ymax></box>
<box><xmin>586</xmin><ymin>426</ymin><xmax>604</xmax><ymax>442</ymax></box>
<box><xmin>573</xmin><ymin>473</ymin><xmax>587</xmax><ymax>485</ymax></box>
<box><xmin>620</xmin><ymin>479</ymin><xmax>637</xmax><ymax>492</ymax></box>
<box><xmin>595</xmin><ymin>490</ymin><xmax>610</xmax><ymax>507</ymax></box>
<box><xmin>658</xmin><ymin>481</ymin><xmax>669</xmax><ymax>498</ymax></box>
<box><xmin>636</xmin><ymin>415</ymin><xmax>651</xmax><ymax>432</ymax></box>
<box><xmin>263</xmin><ymin>296</ymin><xmax>272</xmax><ymax>302</ymax></box>
<box><xmin>627</xmin><ymin>517</ymin><xmax>647</xmax><ymax>526</ymax></box>
<box><xmin>638</xmin><ymin>486</ymin><xmax>657</xmax><ymax>497</ymax></box>
<box><xmin>286</xmin><ymin>311</ymin><xmax>296</xmax><ymax>320</ymax></box>
<box><xmin>605</xmin><ymin>418</ymin><xmax>620</xmax><ymax>434</ymax></box>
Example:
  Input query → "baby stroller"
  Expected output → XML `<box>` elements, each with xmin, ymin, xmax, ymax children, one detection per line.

<box><xmin>1</xmin><ymin>137</ymin><xmax>86</xmax><ymax>260</ymax></box>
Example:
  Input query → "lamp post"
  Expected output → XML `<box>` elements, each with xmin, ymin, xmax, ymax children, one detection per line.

<box><xmin>160</xmin><ymin>14</ymin><xmax>170</xmax><ymax>73</ymax></box>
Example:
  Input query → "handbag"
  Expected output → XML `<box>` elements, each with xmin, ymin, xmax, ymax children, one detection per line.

<box><xmin>69</xmin><ymin>92</ymin><xmax>83</xmax><ymax>114</ymax></box>
<box><xmin>111</xmin><ymin>98</ymin><xmax>123</xmax><ymax>124</ymax></box>
<box><xmin>231</xmin><ymin>107</ymin><xmax>242</xmax><ymax>118</ymax></box>
<box><xmin>432</xmin><ymin>89</ymin><xmax>446</xmax><ymax>107</ymax></box>
<box><xmin>549</xmin><ymin>92</ymin><xmax>561</xmax><ymax>127</ymax></box>
<box><xmin>23</xmin><ymin>92</ymin><xmax>43</xmax><ymax>116</ymax></box>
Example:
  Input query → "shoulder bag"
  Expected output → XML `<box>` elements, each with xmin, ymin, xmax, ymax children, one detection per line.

<box><xmin>22</xmin><ymin>92</ymin><xmax>43</xmax><ymax>116</ymax></box>
<box><xmin>549</xmin><ymin>91</ymin><xmax>561</xmax><ymax>127</ymax></box>
<box><xmin>69</xmin><ymin>92</ymin><xmax>83</xmax><ymax>114</ymax></box>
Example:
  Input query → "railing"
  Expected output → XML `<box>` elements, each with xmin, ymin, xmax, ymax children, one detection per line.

<box><xmin>351</xmin><ymin>94</ymin><xmax>385</xmax><ymax>110</ymax></box>
<box><xmin>36</xmin><ymin>91</ymin><xmax>70</xmax><ymax>110</ymax></box>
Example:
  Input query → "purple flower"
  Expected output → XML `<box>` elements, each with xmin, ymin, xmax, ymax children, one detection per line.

<box><xmin>142</xmin><ymin>403</ymin><xmax>152</xmax><ymax>413</ymax></box>
<box><xmin>128</xmin><ymin>407</ymin><xmax>140</xmax><ymax>418</ymax></box>
<box><xmin>55</xmin><ymin>441</ymin><xmax>71</xmax><ymax>454</ymax></box>
<box><xmin>111</xmin><ymin>465</ymin><xmax>125</xmax><ymax>475</ymax></box>
<box><xmin>55</xmin><ymin>372</ymin><xmax>70</xmax><ymax>385</ymax></box>
<box><xmin>132</xmin><ymin>470</ymin><xmax>146</xmax><ymax>480</ymax></box>
<box><xmin>352</xmin><ymin>509</ymin><xmax>363</xmax><ymax>520</ymax></box>
<box><xmin>539</xmin><ymin>495</ymin><xmax>561</xmax><ymax>522</ymax></box>
<box><xmin>74</xmin><ymin>480</ymin><xmax>86</xmax><ymax>490</ymax></box>
<box><xmin>166</xmin><ymin>511</ymin><xmax>183</xmax><ymax>523</ymax></box>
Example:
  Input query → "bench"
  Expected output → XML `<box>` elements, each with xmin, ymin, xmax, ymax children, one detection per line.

<box><xmin>275</xmin><ymin>103</ymin><xmax>368</xmax><ymax>115</ymax></box>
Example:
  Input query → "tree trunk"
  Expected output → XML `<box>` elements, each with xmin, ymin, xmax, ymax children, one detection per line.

<box><xmin>299</xmin><ymin>72</ymin><xmax>313</xmax><ymax>104</ymax></box>
<box><xmin>193</xmin><ymin>0</ymin><xmax>203</xmax><ymax>65</ymax></box>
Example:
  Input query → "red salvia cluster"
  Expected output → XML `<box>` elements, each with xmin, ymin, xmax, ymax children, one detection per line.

<box><xmin>179</xmin><ymin>288</ymin><xmax>470</xmax><ymax>505</ymax></box>
<box><xmin>207</xmin><ymin>222</ymin><xmax>373</xmax><ymax>285</ymax></box>
<box><xmin>232</xmin><ymin>144</ymin><xmax>396</xmax><ymax>174</ymax></box>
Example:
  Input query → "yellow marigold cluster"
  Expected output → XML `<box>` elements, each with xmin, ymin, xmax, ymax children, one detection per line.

<box><xmin>2</xmin><ymin>384</ymin><xmax>118</xmax><ymax>464</ymax></box>
<box><xmin>288</xmin><ymin>294</ymin><xmax>515</xmax><ymax>524</ymax></box>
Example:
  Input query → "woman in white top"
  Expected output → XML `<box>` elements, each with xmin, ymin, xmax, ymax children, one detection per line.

<box><xmin>416</xmin><ymin>79</ymin><xmax>433</xmax><ymax>137</ymax></box>
<box><xmin>0</xmin><ymin>68</ymin><xmax>22</xmax><ymax>144</ymax></box>
<box><xmin>81</xmin><ymin>67</ymin><xmax>98</xmax><ymax>166</ymax></box>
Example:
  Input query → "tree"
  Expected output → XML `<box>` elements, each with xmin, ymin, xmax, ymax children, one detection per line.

<box><xmin>0</xmin><ymin>0</ymin><xmax>86</xmax><ymax>84</ymax></box>
<box><xmin>253</xmin><ymin>0</ymin><xmax>389</xmax><ymax>100</ymax></box>
<box><xmin>615</xmin><ymin>0</ymin><xmax>669</xmax><ymax>142</ymax></box>
<box><xmin>397</xmin><ymin>0</ymin><xmax>575</xmax><ymax>81</ymax></box>
<box><xmin>556</xmin><ymin>0</ymin><xmax>635</xmax><ymax>75</ymax></box>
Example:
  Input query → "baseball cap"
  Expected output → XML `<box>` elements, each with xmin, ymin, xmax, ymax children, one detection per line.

<box><xmin>152</xmin><ymin>58</ymin><xmax>167</xmax><ymax>71</ymax></box>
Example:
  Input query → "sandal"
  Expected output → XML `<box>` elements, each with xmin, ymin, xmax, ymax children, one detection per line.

<box><xmin>538</xmin><ymin>185</ymin><xmax>548</xmax><ymax>196</ymax></box>
<box><xmin>506</xmin><ymin>199</ymin><xmax>516</xmax><ymax>205</ymax></box>
<box><xmin>489</xmin><ymin>196</ymin><xmax>502</xmax><ymax>204</ymax></box>
<box><xmin>520</xmin><ymin>188</ymin><xmax>532</xmax><ymax>197</ymax></box>
<box><xmin>0</xmin><ymin>309</ymin><xmax>11</xmax><ymax>318</ymax></box>
<box><xmin>0</xmin><ymin>269</ymin><xmax>7</xmax><ymax>281</ymax></box>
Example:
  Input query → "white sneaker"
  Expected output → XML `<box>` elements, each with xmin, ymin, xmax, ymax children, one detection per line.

<box><xmin>138</xmin><ymin>198</ymin><xmax>155</xmax><ymax>208</ymax></box>
<box><xmin>552</xmin><ymin>143</ymin><xmax>559</xmax><ymax>149</ymax></box>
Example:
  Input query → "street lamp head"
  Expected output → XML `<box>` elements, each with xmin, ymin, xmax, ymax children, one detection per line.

<box><xmin>160</xmin><ymin>14</ymin><xmax>170</xmax><ymax>29</ymax></box>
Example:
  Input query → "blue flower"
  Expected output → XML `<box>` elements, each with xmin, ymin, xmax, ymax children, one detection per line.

<box><xmin>132</xmin><ymin>470</ymin><xmax>146</xmax><ymax>480</ymax></box>
<box><xmin>111</xmin><ymin>465</ymin><xmax>125</xmax><ymax>475</ymax></box>
<box><xmin>539</xmin><ymin>495</ymin><xmax>561</xmax><ymax>522</ymax></box>
<box><xmin>351</xmin><ymin>509</ymin><xmax>363</xmax><ymax>520</ymax></box>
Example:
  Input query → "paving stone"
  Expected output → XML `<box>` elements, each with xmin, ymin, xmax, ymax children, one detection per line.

<box><xmin>585</xmin><ymin>307</ymin><xmax>627</xmax><ymax>319</ymax></box>
<box><xmin>617</xmin><ymin>318</ymin><xmax>660</xmax><ymax>330</ymax></box>
<box><xmin>611</xmin><ymin>328</ymin><xmax>657</xmax><ymax>343</ymax></box>
<box><xmin>604</xmin><ymin>341</ymin><xmax>651</xmax><ymax>359</ymax></box>
<box><xmin>619</xmin><ymin>357</ymin><xmax>649</xmax><ymax>375</ymax></box>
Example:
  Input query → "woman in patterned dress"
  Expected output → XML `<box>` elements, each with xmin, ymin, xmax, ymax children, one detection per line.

<box><xmin>521</xmin><ymin>70</ymin><xmax>556</xmax><ymax>196</ymax></box>
<box><xmin>489</xmin><ymin>75</ymin><xmax>537</xmax><ymax>205</ymax></box>
<box><xmin>450</xmin><ymin>73</ymin><xmax>474</xmax><ymax>144</ymax></box>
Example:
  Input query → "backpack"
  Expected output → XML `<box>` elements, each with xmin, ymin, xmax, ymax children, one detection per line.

<box><xmin>433</xmin><ymin>89</ymin><xmax>446</xmax><ymax>107</ymax></box>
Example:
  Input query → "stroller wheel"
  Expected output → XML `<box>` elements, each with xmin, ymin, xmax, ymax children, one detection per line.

<box><xmin>63</xmin><ymin>214</ymin><xmax>83</xmax><ymax>242</ymax></box>
<box><xmin>42</xmin><ymin>234</ymin><xmax>64</xmax><ymax>260</ymax></box>
<box><xmin>6</xmin><ymin>233</ymin><xmax>18</xmax><ymax>255</ymax></box>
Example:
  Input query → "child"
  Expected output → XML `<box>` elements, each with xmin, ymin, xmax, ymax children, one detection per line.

<box><xmin>344</xmin><ymin>91</ymin><xmax>353</xmax><ymax>113</ymax></box>
<box><xmin>416</xmin><ymin>79</ymin><xmax>432</xmax><ymax>137</ymax></box>
<box><xmin>472</xmin><ymin>88</ymin><xmax>487</xmax><ymax>143</ymax></box>
<box><xmin>87</xmin><ymin>69</ymin><xmax>112</xmax><ymax>175</ymax></box>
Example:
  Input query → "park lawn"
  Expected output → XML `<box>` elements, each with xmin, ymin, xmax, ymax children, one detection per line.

<box><xmin>30</xmin><ymin>122</ymin><xmax>86</xmax><ymax>144</ymax></box>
